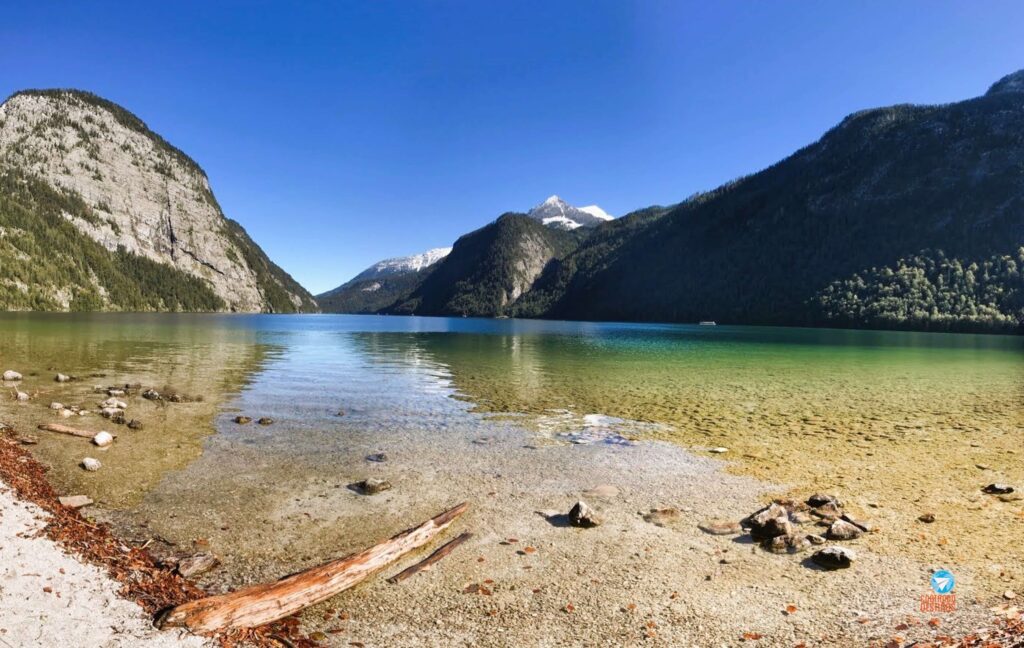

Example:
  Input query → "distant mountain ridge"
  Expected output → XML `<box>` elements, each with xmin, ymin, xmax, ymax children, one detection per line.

<box><xmin>526</xmin><ymin>195</ymin><xmax>613</xmax><ymax>230</ymax></box>
<box><xmin>0</xmin><ymin>89</ymin><xmax>317</xmax><ymax>312</ymax></box>
<box><xmin>352</xmin><ymin>247</ymin><xmax>452</xmax><ymax>281</ymax></box>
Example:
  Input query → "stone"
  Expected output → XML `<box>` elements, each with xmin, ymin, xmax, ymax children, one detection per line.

<box><xmin>107</xmin><ymin>388</ymin><xmax>124</xmax><ymax>396</ymax></box>
<box><xmin>58</xmin><ymin>495</ymin><xmax>94</xmax><ymax>509</ymax></box>
<box><xmin>1004</xmin><ymin>590</ymin><xmax>1017</xmax><ymax>600</ymax></box>
<box><xmin>806</xmin><ymin>533</ymin><xmax>827</xmax><ymax>545</ymax></box>
<box><xmin>365</xmin><ymin>453</ymin><xmax>388</xmax><ymax>463</ymax></box>
<box><xmin>742</xmin><ymin>503</ymin><xmax>793</xmax><ymax>539</ymax></box>
<box><xmin>59</xmin><ymin>409</ymin><xmax>75</xmax><ymax>418</ymax></box>
<box><xmin>142</xmin><ymin>389</ymin><xmax>161</xmax><ymax>400</ymax></box>
<box><xmin>15</xmin><ymin>391</ymin><xmax>29</xmax><ymax>402</ymax></box>
<box><xmin>233</xmin><ymin>416</ymin><xmax>252</xmax><ymax>425</ymax></box>
<box><xmin>127</xmin><ymin>419</ymin><xmax>144</xmax><ymax>430</ymax></box>
<box><xmin>353</xmin><ymin>478</ymin><xmax>392</xmax><ymax>495</ymax></box>
<box><xmin>81</xmin><ymin>457</ymin><xmax>101</xmax><ymax>472</ymax></box>
<box><xmin>92</xmin><ymin>431</ymin><xmax>114</xmax><ymax>447</ymax></box>
<box><xmin>698</xmin><ymin>519</ymin><xmax>742</xmax><ymax>536</ymax></box>
<box><xmin>982</xmin><ymin>483</ymin><xmax>1015</xmax><ymax>495</ymax></box>
<box><xmin>55</xmin><ymin>373</ymin><xmax>72</xmax><ymax>383</ymax></box>
<box><xmin>827</xmin><ymin>519</ymin><xmax>863</xmax><ymax>541</ymax></box>
<box><xmin>2</xmin><ymin>370</ymin><xmax>22</xmax><ymax>381</ymax></box>
<box><xmin>812</xmin><ymin>546</ymin><xmax>856</xmax><ymax>570</ymax></box>
<box><xmin>101</xmin><ymin>398</ymin><xmax>127</xmax><ymax>409</ymax></box>
<box><xmin>100</xmin><ymin>407</ymin><xmax>121</xmax><ymax>418</ymax></box>
<box><xmin>762</xmin><ymin>533</ymin><xmax>813</xmax><ymax>554</ymax></box>
<box><xmin>709</xmin><ymin>447</ymin><xmax>728</xmax><ymax>454</ymax></box>
<box><xmin>809</xmin><ymin>501</ymin><xmax>843</xmax><ymax>520</ymax></box>
<box><xmin>50</xmin><ymin>402</ymin><xmax>64</xmax><ymax>410</ymax></box>
<box><xmin>569</xmin><ymin>500</ymin><xmax>601</xmax><ymax>528</ymax></box>
<box><xmin>806</xmin><ymin>493</ymin><xmax>841</xmax><ymax>508</ymax></box>
<box><xmin>177</xmin><ymin>553</ymin><xmax>220</xmax><ymax>578</ymax></box>
<box><xmin>257</xmin><ymin>417</ymin><xmax>274</xmax><ymax>425</ymax></box>
<box><xmin>643</xmin><ymin>507</ymin><xmax>681</xmax><ymax>527</ymax></box>
<box><xmin>918</xmin><ymin>513</ymin><xmax>936</xmax><ymax>523</ymax></box>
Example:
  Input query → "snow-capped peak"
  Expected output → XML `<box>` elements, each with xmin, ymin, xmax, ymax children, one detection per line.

<box><xmin>527</xmin><ymin>196</ymin><xmax>613</xmax><ymax>230</ymax></box>
<box><xmin>352</xmin><ymin>247</ymin><xmax>452</xmax><ymax>281</ymax></box>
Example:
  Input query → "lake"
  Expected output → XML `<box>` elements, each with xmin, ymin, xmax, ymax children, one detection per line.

<box><xmin>1</xmin><ymin>313</ymin><xmax>1021</xmax><ymax>644</ymax></box>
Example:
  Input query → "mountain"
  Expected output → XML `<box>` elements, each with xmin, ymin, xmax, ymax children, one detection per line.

<box><xmin>514</xmin><ymin>70</ymin><xmax>1024</xmax><ymax>333</ymax></box>
<box><xmin>0</xmin><ymin>89</ymin><xmax>317</xmax><ymax>312</ymax></box>
<box><xmin>316</xmin><ymin>247</ymin><xmax>451</xmax><ymax>314</ymax></box>
<box><xmin>526</xmin><ymin>195</ymin><xmax>613</xmax><ymax>230</ymax></box>
<box><xmin>387</xmin><ymin>213</ymin><xmax>586</xmax><ymax>317</ymax></box>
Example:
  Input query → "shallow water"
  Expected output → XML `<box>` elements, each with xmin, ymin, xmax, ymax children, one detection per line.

<box><xmin>1</xmin><ymin>313</ymin><xmax>1021</xmax><ymax>589</ymax></box>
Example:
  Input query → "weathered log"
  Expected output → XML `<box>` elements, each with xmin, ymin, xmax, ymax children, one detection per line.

<box><xmin>158</xmin><ymin>502</ymin><xmax>468</xmax><ymax>633</ymax></box>
<box><xmin>387</xmin><ymin>531</ymin><xmax>472</xmax><ymax>584</ymax></box>
<box><xmin>38</xmin><ymin>423</ymin><xmax>116</xmax><ymax>439</ymax></box>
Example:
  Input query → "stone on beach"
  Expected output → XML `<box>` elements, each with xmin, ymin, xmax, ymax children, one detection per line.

<box><xmin>569</xmin><ymin>500</ymin><xmax>601</xmax><ymax>528</ymax></box>
<box><xmin>142</xmin><ymin>389</ymin><xmax>161</xmax><ymax>400</ymax></box>
<box><xmin>92</xmin><ymin>431</ymin><xmax>114</xmax><ymax>447</ymax></box>
<box><xmin>55</xmin><ymin>373</ymin><xmax>72</xmax><ymax>383</ymax></box>
<box><xmin>3</xmin><ymin>370</ymin><xmax>23</xmax><ymax>381</ymax></box>
<box><xmin>101</xmin><ymin>398</ymin><xmax>127</xmax><ymax>409</ymax></box>
<box><xmin>15</xmin><ymin>391</ymin><xmax>30</xmax><ymax>402</ymax></box>
<box><xmin>762</xmin><ymin>533</ymin><xmax>812</xmax><ymax>554</ymax></box>
<box><xmin>643</xmin><ymin>507</ymin><xmax>682</xmax><ymax>528</ymax></box>
<box><xmin>826</xmin><ymin>519</ymin><xmax>863</xmax><ymax>541</ymax></box>
<box><xmin>742</xmin><ymin>502</ymin><xmax>793</xmax><ymax>539</ymax></box>
<box><xmin>806</xmin><ymin>493</ymin><xmax>841</xmax><ymax>508</ymax></box>
<box><xmin>81</xmin><ymin>457</ymin><xmax>102</xmax><ymax>472</ymax></box>
<box><xmin>918</xmin><ymin>513</ymin><xmax>936</xmax><ymax>523</ymax></box>
<box><xmin>365</xmin><ymin>453</ymin><xmax>388</xmax><ymax>463</ymax></box>
<box><xmin>58</xmin><ymin>495</ymin><xmax>94</xmax><ymax>509</ymax></box>
<box><xmin>353</xmin><ymin>478</ymin><xmax>392</xmax><ymax>495</ymax></box>
<box><xmin>233</xmin><ymin>416</ymin><xmax>252</xmax><ymax>425</ymax></box>
<box><xmin>50</xmin><ymin>402</ymin><xmax>64</xmax><ymax>410</ymax></box>
<box><xmin>709</xmin><ymin>447</ymin><xmax>728</xmax><ymax>454</ymax></box>
<box><xmin>257</xmin><ymin>417</ymin><xmax>274</xmax><ymax>425</ymax></box>
<box><xmin>127</xmin><ymin>419</ymin><xmax>144</xmax><ymax>430</ymax></box>
<box><xmin>60</xmin><ymin>409</ymin><xmax>76</xmax><ymax>418</ymax></box>
<box><xmin>812</xmin><ymin>546</ymin><xmax>856</xmax><ymax>569</ymax></box>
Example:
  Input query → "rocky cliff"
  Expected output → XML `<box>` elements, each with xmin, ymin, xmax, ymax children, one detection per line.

<box><xmin>0</xmin><ymin>89</ymin><xmax>316</xmax><ymax>312</ymax></box>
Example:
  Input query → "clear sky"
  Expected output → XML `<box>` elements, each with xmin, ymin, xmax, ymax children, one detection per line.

<box><xmin>3</xmin><ymin>1</ymin><xmax>1023</xmax><ymax>293</ymax></box>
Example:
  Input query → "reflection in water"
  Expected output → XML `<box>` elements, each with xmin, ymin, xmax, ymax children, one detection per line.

<box><xmin>1</xmin><ymin>314</ymin><xmax>1021</xmax><ymax>589</ymax></box>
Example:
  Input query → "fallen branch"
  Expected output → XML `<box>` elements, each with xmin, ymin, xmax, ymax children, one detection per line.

<box><xmin>38</xmin><ymin>423</ymin><xmax>115</xmax><ymax>439</ymax></box>
<box><xmin>387</xmin><ymin>531</ymin><xmax>472</xmax><ymax>584</ymax></box>
<box><xmin>158</xmin><ymin>502</ymin><xmax>468</xmax><ymax>633</ymax></box>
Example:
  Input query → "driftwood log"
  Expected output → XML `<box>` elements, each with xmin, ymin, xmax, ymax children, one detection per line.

<box><xmin>158</xmin><ymin>502</ymin><xmax>468</xmax><ymax>633</ymax></box>
<box><xmin>38</xmin><ymin>423</ymin><xmax>116</xmax><ymax>439</ymax></box>
<box><xmin>387</xmin><ymin>531</ymin><xmax>472</xmax><ymax>583</ymax></box>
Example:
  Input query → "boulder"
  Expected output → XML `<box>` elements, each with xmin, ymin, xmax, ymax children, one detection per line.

<box><xmin>826</xmin><ymin>519</ymin><xmax>863</xmax><ymax>541</ymax></box>
<box><xmin>2</xmin><ymin>370</ymin><xmax>22</xmax><ymax>381</ymax></box>
<box><xmin>811</xmin><ymin>546</ymin><xmax>855</xmax><ymax>569</ymax></box>
<box><xmin>55</xmin><ymin>373</ymin><xmax>72</xmax><ymax>383</ymax></box>
<box><xmin>15</xmin><ymin>391</ymin><xmax>29</xmax><ymax>402</ymax></box>
<box><xmin>569</xmin><ymin>500</ymin><xmax>601</xmax><ymax>528</ymax></box>
<box><xmin>92</xmin><ymin>431</ymin><xmax>114</xmax><ymax>447</ymax></box>
<box><xmin>81</xmin><ymin>457</ymin><xmax>101</xmax><ymax>472</ymax></box>
<box><xmin>353</xmin><ymin>478</ymin><xmax>392</xmax><ymax>495</ymax></box>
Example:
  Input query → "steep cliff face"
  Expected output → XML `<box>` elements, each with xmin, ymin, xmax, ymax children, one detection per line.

<box><xmin>0</xmin><ymin>89</ymin><xmax>316</xmax><ymax>312</ymax></box>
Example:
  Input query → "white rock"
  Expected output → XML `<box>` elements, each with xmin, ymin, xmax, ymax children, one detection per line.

<box><xmin>92</xmin><ymin>431</ymin><xmax>114</xmax><ymax>447</ymax></box>
<box><xmin>15</xmin><ymin>391</ymin><xmax>29</xmax><ymax>402</ymax></box>
<box><xmin>81</xmin><ymin>457</ymin><xmax>101</xmax><ymax>471</ymax></box>
<box><xmin>99</xmin><ymin>407</ymin><xmax>121</xmax><ymax>418</ymax></box>
<box><xmin>709</xmin><ymin>447</ymin><xmax>729</xmax><ymax>454</ymax></box>
<box><xmin>107</xmin><ymin>389</ymin><xmax>124</xmax><ymax>396</ymax></box>
<box><xmin>60</xmin><ymin>409</ymin><xmax>75</xmax><ymax>418</ymax></box>
<box><xmin>2</xmin><ymin>370</ymin><xmax>22</xmax><ymax>381</ymax></box>
<box><xmin>55</xmin><ymin>373</ymin><xmax>71</xmax><ymax>383</ymax></box>
<box><xmin>50</xmin><ymin>402</ymin><xmax>64</xmax><ymax>410</ymax></box>
<box><xmin>101</xmin><ymin>398</ymin><xmax>127</xmax><ymax>409</ymax></box>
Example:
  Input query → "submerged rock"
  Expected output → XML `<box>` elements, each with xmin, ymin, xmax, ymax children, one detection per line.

<box><xmin>365</xmin><ymin>452</ymin><xmax>388</xmax><ymax>463</ymax></box>
<box><xmin>81</xmin><ymin>457</ymin><xmax>102</xmax><ymax>472</ymax></box>
<box><xmin>569</xmin><ymin>500</ymin><xmax>601</xmax><ymax>528</ymax></box>
<box><xmin>2</xmin><ymin>370</ymin><xmax>22</xmax><ymax>381</ymax></box>
<box><xmin>177</xmin><ymin>553</ymin><xmax>220</xmax><ymax>578</ymax></box>
<box><xmin>92</xmin><ymin>431</ymin><xmax>114</xmax><ymax>447</ymax></box>
<box><xmin>58</xmin><ymin>495</ymin><xmax>93</xmax><ymax>509</ymax></box>
<box><xmin>353</xmin><ymin>478</ymin><xmax>392</xmax><ymax>495</ymax></box>
<box><xmin>233</xmin><ymin>416</ymin><xmax>252</xmax><ymax>425</ymax></box>
<box><xmin>643</xmin><ymin>507</ymin><xmax>682</xmax><ymax>528</ymax></box>
<box><xmin>698</xmin><ymin>519</ymin><xmax>742</xmax><ymax>536</ymax></box>
<box><xmin>257</xmin><ymin>417</ymin><xmax>274</xmax><ymax>425</ymax></box>
<box><xmin>812</xmin><ymin>546</ymin><xmax>856</xmax><ymax>570</ymax></box>
<box><xmin>982</xmin><ymin>483</ymin><xmax>1015</xmax><ymax>495</ymax></box>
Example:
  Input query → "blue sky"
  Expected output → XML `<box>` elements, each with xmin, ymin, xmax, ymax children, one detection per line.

<box><xmin>3</xmin><ymin>1</ymin><xmax>1024</xmax><ymax>293</ymax></box>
